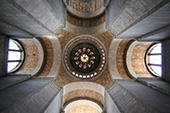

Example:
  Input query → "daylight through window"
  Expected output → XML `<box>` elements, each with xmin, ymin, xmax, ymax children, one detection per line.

<box><xmin>146</xmin><ymin>43</ymin><xmax>162</xmax><ymax>77</ymax></box>
<box><xmin>7</xmin><ymin>39</ymin><xmax>24</xmax><ymax>72</ymax></box>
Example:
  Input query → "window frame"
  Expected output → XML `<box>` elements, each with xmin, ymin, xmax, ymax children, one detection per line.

<box><xmin>7</xmin><ymin>39</ymin><xmax>25</xmax><ymax>73</ymax></box>
<box><xmin>145</xmin><ymin>43</ymin><xmax>162</xmax><ymax>77</ymax></box>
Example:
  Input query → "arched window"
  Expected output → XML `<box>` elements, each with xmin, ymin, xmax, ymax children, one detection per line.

<box><xmin>64</xmin><ymin>99</ymin><xmax>103</xmax><ymax>113</ymax></box>
<box><xmin>7</xmin><ymin>39</ymin><xmax>24</xmax><ymax>72</ymax></box>
<box><xmin>146</xmin><ymin>43</ymin><xmax>162</xmax><ymax>77</ymax></box>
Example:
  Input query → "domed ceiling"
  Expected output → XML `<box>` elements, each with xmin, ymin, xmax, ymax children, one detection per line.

<box><xmin>54</xmin><ymin>0</ymin><xmax>133</xmax><ymax>87</ymax></box>
<box><xmin>56</xmin><ymin>30</ymin><xmax>115</xmax><ymax>87</ymax></box>
<box><xmin>63</xmin><ymin>36</ymin><xmax>106</xmax><ymax>79</ymax></box>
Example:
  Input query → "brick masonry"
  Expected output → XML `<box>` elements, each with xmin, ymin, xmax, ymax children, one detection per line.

<box><xmin>66</xmin><ymin>11</ymin><xmax>106</xmax><ymax>35</ymax></box>
<box><xmin>131</xmin><ymin>42</ymin><xmax>153</xmax><ymax>77</ymax></box>
<box><xmin>63</xmin><ymin>89</ymin><xmax>104</xmax><ymax>106</ymax></box>
<box><xmin>116</xmin><ymin>40</ymin><xmax>131</xmax><ymax>78</ymax></box>
<box><xmin>16</xmin><ymin>38</ymin><xmax>40</xmax><ymax>75</ymax></box>
<box><xmin>56</xmin><ymin>29</ymin><xmax>114</xmax><ymax>88</ymax></box>
<box><xmin>69</xmin><ymin>0</ymin><xmax>103</xmax><ymax>12</ymax></box>
<box><xmin>38</xmin><ymin>37</ymin><xmax>54</xmax><ymax>76</ymax></box>
<box><xmin>67</xmin><ymin>12</ymin><xmax>105</xmax><ymax>27</ymax></box>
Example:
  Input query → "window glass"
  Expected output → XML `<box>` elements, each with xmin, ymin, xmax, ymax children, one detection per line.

<box><xmin>7</xmin><ymin>39</ymin><xmax>24</xmax><ymax>72</ymax></box>
<box><xmin>148</xmin><ymin>55</ymin><xmax>161</xmax><ymax>65</ymax></box>
<box><xmin>150</xmin><ymin>66</ymin><xmax>162</xmax><ymax>76</ymax></box>
<box><xmin>7</xmin><ymin>62</ymin><xmax>19</xmax><ymax>72</ymax></box>
<box><xmin>150</xmin><ymin>44</ymin><xmax>161</xmax><ymax>54</ymax></box>
<box><xmin>147</xmin><ymin>43</ymin><xmax>162</xmax><ymax>77</ymax></box>
<box><xmin>9</xmin><ymin>40</ymin><xmax>20</xmax><ymax>50</ymax></box>
<box><xmin>8</xmin><ymin>51</ymin><xmax>21</xmax><ymax>60</ymax></box>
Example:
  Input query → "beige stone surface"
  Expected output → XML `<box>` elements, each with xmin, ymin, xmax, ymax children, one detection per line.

<box><xmin>69</xmin><ymin>0</ymin><xmax>103</xmax><ymax>12</ymax></box>
<box><xmin>67</xmin><ymin>12</ymin><xmax>105</xmax><ymax>27</ymax></box>
<box><xmin>116</xmin><ymin>40</ymin><xmax>131</xmax><ymax>79</ymax></box>
<box><xmin>63</xmin><ymin>89</ymin><xmax>104</xmax><ymax>106</ymax></box>
<box><xmin>131</xmin><ymin>42</ymin><xmax>153</xmax><ymax>78</ymax></box>
<box><xmin>38</xmin><ymin>37</ymin><xmax>54</xmax><ymax>76</ymax></box>
<box><xmin>56</xmin><ymin>30</ymin><xmax>114</xmax><ymax>88</ymax></box>
<box><xmin>16</xmin><ymin>38</ymin><xmax>44</xmax><ymax>75</ymax></box>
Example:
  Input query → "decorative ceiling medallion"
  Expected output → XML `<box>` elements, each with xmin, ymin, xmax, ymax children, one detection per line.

<box><xmin>63</xmin><ymin>36</ymin><xmax>106</xmax><ymax>79</ymax></box>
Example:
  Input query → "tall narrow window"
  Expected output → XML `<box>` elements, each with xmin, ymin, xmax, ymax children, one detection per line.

<box><xmin>146</xmin><ymin>43</ymin><xmax>162</xmax><ymax>77</ymax></box>
<box><xmin>7</xmin><ymin>39</ymin><xmax>24</xmax><ymax>72</ymax></box>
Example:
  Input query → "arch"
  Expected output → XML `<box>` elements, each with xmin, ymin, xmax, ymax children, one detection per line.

<box><xmin>109</xmin><ymin>39</ymin><xmax>131</xmax><ymax>79</ymax></box>
<box><xmin>64</xmin><ymin>99</ymin><xmax>103</xmax><ymax>113</ymax></box>
<box><xmin>29</xmin><ymin>36</ymin><xmax>61</xmax><ymax>78</ymax></box>
<box><xmin>109</xmin><ymin>39</ymin><xmax>123</xmax><ymax>79</ymax></box>
<box><xmin>65</xmin><ymin>12</ymin><xmax>106</xmax><ymax>35</ymax></box>
<box><xmin>45</xmin><ymin>36</ymin><xmax>62</xmax><ymax>78</ymax></box>
<box><xmin>16</xmin><ymin>37</ymin><xmax>44</xmax><ymax>76</ymax></box>
<box><xmin>125</xmin><ymin>41</ymin><xmax>154</xmax><ymax>78</ymax></box>
<box><xmin>63</xmin><ymin>81</ymin><xmax>105</xmax><ymax>107</ymax></box>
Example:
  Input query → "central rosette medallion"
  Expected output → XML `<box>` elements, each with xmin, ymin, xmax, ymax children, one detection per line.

<box><xmin>64</xmin><ymin>36</ymin><xmax>106</xmax><ymax>79</ymax></box>
<box><xmin>80</xmin><ymin>54</ymin><xmax>89</xmax><ymax>63</ymax></box>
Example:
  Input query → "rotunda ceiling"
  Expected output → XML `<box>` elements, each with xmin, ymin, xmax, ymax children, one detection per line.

<box><xmin>64</xmin><ymin>36</ymin><xmax>106</xmax><ymax>79</ymax></box>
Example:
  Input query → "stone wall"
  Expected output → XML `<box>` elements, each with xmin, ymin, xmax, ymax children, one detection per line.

<box><xmin>114</xmin><ymin>80</ymin><xmax>170</xmax><ymax>113</ymax></box>
<box><xmin>0</xmin><ymin>35</ymin><xmax>8</xmax><ymax>76</ymax></box>
<box><xmin>44</xmin><ymin>89</ymin><xmax>63</xmax><ymax>113</ymax></box>
<box><xmin>16</xmin><ymin>38</ymin><xmax>44</xmax><ymax>76</ymax></box>
<box><xmin>107</xmin><ymin>80</ymin><xmax>170</xmax><ymax>113</ymax></box>
<box><xmin>116</xmin><ymin>40</ymin><xmax>131</xmax><ymax>78</ymax></box>
<box><xmin>37</xmin><ymin>36</ymin><xmax>61</xmax><ymax>78</ymax></box>
<box><xmin>105</xmin><ymin>91</ymin><xmax>120</xmax><ymax>113</ymax></box>
<box><xmin>63</xmin><ymin>82</ymin><xmax>104</xmax><ymax>107</ymax></box>
<box><xmin>67</xmin><ymin>12</ymin><xmax>105</xmax><ymax>27</ymax></box>
<box><xmin>0</xmin><ymin>78</ymin><xmax>61</xmax><ymax>113</ymax></box>
<box><xmin>69</xmin><ymin>0</ymin><xmax>103</xmax><ymax>12</ymax></box>
<box><xmin>37</xmin><ymin>38</ymin><xmax>53</xmax><ymax>76</ymax></box>
<box><xmin>162</xmin><ymin>39</ymin><xmax>170</xmax><ymax>81</ymax></box>
<box><xmin>126</xmin><ymin>41</ymin><xmax>153</xmax><ymax>78</ymax></box>
<box><xmin>108</xmin><ymin>0</ymin><xmax>166</xmax><ymax>37</ymax></box>
<box><xmin>106</xmin><ymin>0</ymin><xmax>127</xmax><ymax>27</ymax></box>
<box><xmin>14</xmin><ymin>0</ymin><xmax>62</xmax><ymax>33</ymax></box>
<box><xmin>0</xmin><ymin>0</ymin><xmax>64</xmax><ymax>36</ymax></box>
